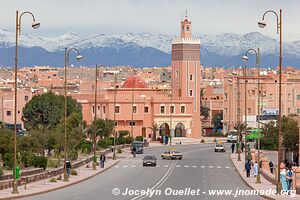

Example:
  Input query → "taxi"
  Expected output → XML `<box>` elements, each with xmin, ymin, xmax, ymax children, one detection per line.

<box><xmin>161</xmin><ymin>148</ymin><xmax>183</xmax><ymax>160</ymax></box>
<box><xmin>214</xmin><ymin>141</ymin><xmax>226</xmax><ymax>152</ymax></box>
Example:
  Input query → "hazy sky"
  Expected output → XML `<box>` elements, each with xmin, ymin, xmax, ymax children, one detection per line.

<box><xmin>1</xmin><ymin>0</ymin><xmax>299</xmax><ymax>40</ymax></box>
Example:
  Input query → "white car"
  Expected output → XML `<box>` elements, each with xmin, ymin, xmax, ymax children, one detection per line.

<box><xmin>214</xmin><ymin>143</ymin><xmax>226</xmax><ymax>152</ymax></box>
<box><xmin>227</xmin><ymin>131</ymin><xmax>238</xmax><ymax>143</ymax></box>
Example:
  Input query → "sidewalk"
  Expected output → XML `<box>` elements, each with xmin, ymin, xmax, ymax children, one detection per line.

<box><xmin>0</xmin><ymin>149</ymin><xmax>130</xmax><ymax>200</ymax></box>
<box><xmin>230</xmin><ymin>153</ymin><xmax>300</xmax><ymax>200</ymax></box>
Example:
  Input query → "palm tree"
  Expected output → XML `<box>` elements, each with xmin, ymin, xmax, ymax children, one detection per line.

<box><xmin>234</xmin><ymin>122</ymin><xmax>247</xmax><ymax>161</ymax></box>
<box><xmin>148</xmin><ymin>123</ymin><xmax>159</xmax><ymax>141</ymax></box>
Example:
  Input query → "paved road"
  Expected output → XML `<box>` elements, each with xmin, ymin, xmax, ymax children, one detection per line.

<box><xmin>22</xmin><ymin>144</ymin><xmax>265</xmax><ymax>200</ymax></box>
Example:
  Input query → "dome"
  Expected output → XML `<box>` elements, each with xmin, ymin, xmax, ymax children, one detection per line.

<box><xmin>122</xmin><ymin>76</ymin><xmax>148</xmax><ymax>88</ymax></box>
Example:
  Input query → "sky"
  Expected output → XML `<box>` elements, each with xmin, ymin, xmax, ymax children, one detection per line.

<box><xmin>1</xmin><ymin>0</ymin><xmax>299</xmax><ymax>40</ymax></box>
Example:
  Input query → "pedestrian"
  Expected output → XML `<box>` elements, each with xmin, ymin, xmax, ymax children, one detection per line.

<box><xmin>269</xmin><ymin>161</ymin><xmax>274</xmax><ymax>174</ymax></box>
<box><xmin>253</xmin><ymin>161</ymin><xmax>258</xmax><ymax>177</ymax></box>
<box><xmin>280</xmin><ymin>168</ymin><xmax>288</xmax><ymax>192</ymax></box>
<box><xmin>287</xmin><ymin>167</ymin><xmax>293</xmax><ymax>191</ymax></box>
<box><xmin>231</xmin><ymin>142</ymin><xmax>235</xmax><ymax>153</ymax></box>
<box><xmin>241</xmin><ymin>142</ymin><xmax>245</xmax><ymax>153</ymax></box>
<box><xmin>66</xmin><ymin>160</ymin><xmax>71</xmax><ymax>178</ymax></box>
<box><xmin>245</xmin><ymin>160</ymin><xmax>251</xmax><ymax>178</ymax></box>
<box><xmin>100</xmin><ymin>153</ymin><xmax>106</xmax><ymax>168</ymax></box>
<box><xmin>131</xmin><ymin>147</ymin><xmax>136</xmax><ymax>158</ymax></box>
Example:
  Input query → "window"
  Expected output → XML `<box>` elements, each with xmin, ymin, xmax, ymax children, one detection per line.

<box><xmin>237</xmin><ymin>108</ymin><xmax>241</xmax><ymax>115</ymax></box>
<box><xmin>237</xmin><ymin>92</ymin><xmax>241</xmax><ymax>100</ymax></box>
<box><xmin>297</xmin><ymin>108</ymin><xmax>300</xmax><ymax>114</ymax></box>
<box><xmin>186</xmin><ymin>26</ymin><xmax>190</xmax><ymax>31</ymax></box>
<box><xmin>115</xmin><ymin>121</ymin><xmax>118</xmax><ymax>127</ymax></box>
<box><xmin>247</xmin><ymin>108</ymin><xmax>251</xmax><ymax>114</ymax></box>
<box><xmin>25</xmin><ymin>96</ymin><xmax>29</xmax><ymax>101</ymax></box>
<box><xmin>181</xmin><ymin>105</ymin><xmax>185</xmax><ymax>114</ymax></box>
<box><xmin>189</xmin><ymin>74</ymin><xmax>193</xmax><ymax>81</ymax></box>
<box><xmin>144</xmin><ymin>106</ymin><xmax>149</xmax><ymax>113</ymax></box>
<box><xmin>176</xmin><ymin>70</ymin><xmax>179</xmax><ymax>78</ymax></box>
<box><xmin>7</xmin><ymin>111</ymin><xmax>11</xmax><ymax>116</ymax></box>
<box><xmin>288</xmin><ymin>108</ymin><xmax>291</xmax><ymax>114</ymax></box>
<box><xmin>129</xmin><ymin>121</ymin><xmax>136</xmax><ymax>126</ymax></box>
<box><xmin>160</xmin><ymin>106</ymin><xmax>165</xmax><ymax>114</ymax></box>
<box><xmin>269</xmin><ymin>93</ymin><xmax>273</xmax><ymax>100</ymax></box>
<box><xmin>225</xmin><ymin>108</ymin><xmax>228</xmax><ymax>113</ymax></box>
<box><xmin>189</xmin><ymin>90</ymin><xmax>193</xmax><ymax>97</ymax></box>
<box><xmin>297</xmin><ymin>95</ymin><xmax>300</xmax><ymax>100</ymax></box>
<box><xmin>98</xmin><ymin>106</ymin><xmax>100</xmax><ymax>110</ymax></box>
<box><xmin>170</xmin><ymin>105</ymin><xmax>175</xmax><ymax>114</ymax></box>
<box><xmin>92</xmin><ymin>106</ymin><xmax>95</xmax><ymax>113</ymax></box>
<box><xmin>224</xmin><ymin>93</ymin><xmax>228</xmax><ymax>100</ymax></box>
<box><xmin>103</xmin><ymin>106</ymin><xmax>106</xmax><ymax>114</ymax></box>
<box><xmin>288</xmin><ymin>93</ymin><xmax>291</xmax><ymax>100</ymax></box>
<box><xmin>132</xmin><ymin>106</ymin><xmax>137</xmax><ymax>113</ymax></box>
<box><xmin>182</xmin><ymin>25</ymin><xmax>184</xmax><ymax>31</ymax></box>
<box><xmin>115</xmin><ymin>106</ymin><xmax>120</xmax><ymax>113</ymax></box>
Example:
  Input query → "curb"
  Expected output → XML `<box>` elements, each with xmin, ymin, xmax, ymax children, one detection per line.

<box><xmin>1</xmin><ymin>160</ymin><xmax>120</xmax><ymax>200</ymax></box>
<box><xmin>228</xmin><ymin>153</ymin><xmax>275</xmax><ymax>200</ymax></box>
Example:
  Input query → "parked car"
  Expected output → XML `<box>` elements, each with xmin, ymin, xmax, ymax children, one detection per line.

<box><xmin>143</xmin><ymin>155</ymin><xmax>157</xmax><ymax>166</ymax></box>
<box><xmin>131</xmin><ymin>141</ymin><xmax>144</xmax><ymax>154</ymax></box>
<box><xmin>227</xmin><ymin>130</ymin><xmax>238</xmax><ymax>143</ymax></box>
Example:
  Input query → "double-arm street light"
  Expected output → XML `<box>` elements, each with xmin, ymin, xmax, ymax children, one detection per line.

<box><xmin>13</xmin><ymin>10</ymin><xmax>40</xmax><ymax>194</ymax></box>
<box><xmin>64</xmin><ymin>47</ymin><xmax>83</xmax><ymax>181</ymax></box>
<box><xmin>258</xmin><ymin>9</ymin><xmax>282</xmax><ymax>194</ymax></box>
<box><xmin>113</xmin><ymin>72</ymin><xmax>124</xmax><ymax>160</ymax></box>
<box><xmin>242</xmin><ymin>48</ymin><xmax>261</xmax><ymax>184</ymax></box>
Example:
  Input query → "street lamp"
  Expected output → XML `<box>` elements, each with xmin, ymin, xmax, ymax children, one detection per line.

<box><xmin>64</xmin><ymin>47</ymin><xmax>83</xmax><ymax>181</ymax></box>
<box><xmin>242</xmin><ymin>48</ymin><xmax>261</xmax><ymax>184</ymax></box>
<box><xmin>258</xmin><ymin>9</ymin><xmax>282</xmax><ymax>194</ymax></box>
<box><xmin>13</xmin><ymin>10</ymin><xmax>40</xmax><ymax>194</ymax></box>
<box><xmin>113</xmin><ymin>72</ymin><xmax>124</xmax><ymax>160</ymax></box>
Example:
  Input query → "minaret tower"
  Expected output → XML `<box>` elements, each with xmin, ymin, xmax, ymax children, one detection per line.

<box><xmin>171</xmin><ymin>11</ymin><xmax>202</xmax><ymax>138</ymax></box>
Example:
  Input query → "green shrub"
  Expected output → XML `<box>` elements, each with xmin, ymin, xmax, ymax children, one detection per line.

<box><xmin>118</xmin><ymin>130</ymin><xmax>129</xmax><ymax>138</ymax></box>
<box><xmin>20</xmin><ymin>151</ymin><xmax>35</xmax><ymax>167</ymax></box>
<box><xmin>68</xmin><ymin>150</ymin><xmax>78</xmax><ymax>161</ymax></box>
<box><xmin>0</xmin><ymin>167</ymin><xmax>4</xmax><ymax>178</ymax></box>
<box><xmin>98</xmin><ymin>138</ymin><xmax>112</xmax><ymax>149</ymax></box>
<box><xmin>117</xmin><ymin>137</ymin><xmax>126</xmax><ymax>145</ymax></box>
<box><xmin>200</xmin><ymin>139</ymin><xmax>206</xmax><ymax>143</ymax></box>
<box><xmin>125</xmin><ymin>136</ymin><xmax>133</xmax><ymax>144</ymax></box>
<box><xmin>32</xmin><ymin>156</ymin><xmax>48</xmax><ymax>170</ymax></box>
<box><xmin>3</xmin><ymin>153</ymin><xmax>14</xmax><ymax>169</ymax></box>
<box><xmin>70</xmin><ymin>169</ymin><xmax>78</xmax><ymax>176</ymax></box>
<box><xmin>75</xmin><ymin>140</ymin><xmax>93</xmax><ymax>153</ymax></box>
<box><xmin>47</xmin><ymin>158</ymin><xmax>61</xmax><ymax>168</ymax></box>
<box><xmin>209</xmin><ymin>132</ymin><xmax>224</xmax><ymax>137</ymax></box>
<box><xmin>135</xmin><ymin>136</ymin><xmax>143</xmax><ymax>142</ymax></box>
<box><xmin>92</xmin><ymin>155</ymin><xmax>97</xmax><ymax>163</ymax></box>
<box><xmin>49</xmin><ymin>177</ymin><xmax>57</xmax><ymax>182</ymax></box>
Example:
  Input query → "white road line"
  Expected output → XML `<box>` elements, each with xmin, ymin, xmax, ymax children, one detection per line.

<box><xmin>114</xmin><ymin>166</ymin><xmax>119</xmax><ymax>168</ymax></box>
<box><xmin>217</xmin><ymin>166</ymin><xmax>221</xmax><ymax>169</ymax></box>
<box><xmin>209</xmin><ymin>166</ymin><xmax>213</xmax><ymax>168</ymax></box>
<box><xmin>201</xmin><ymin>166</ymin><xmax>206</xmax><ymax>168</ymax></box>
<box><xmin>192</xmin><ymin>166</ymin><xmax>197</xmax><ymax>168</ymax></box>
<box><xmin>123</xmin><ymin>165</ymin><xmax>128</xmax><ymax>168</ymax></box>
<box><xmin>225</xmin><ymin>166</ymin><xmax>230</xmax><ymax>169</ymax></box>
<box><xmin>176</xmin><ymin>165</ymin><xmax>181</xmax><ymax>167</ymax></box>
<box><xmin>184</xmin><ymin>165</ymin><xmax>189</xmax><ymax>168</ymax></box>
<box><xmin>164</xmin><ymin>165</ymin><xmax>169</xmax><ymax>167</ymax></box>
<box><xmin>131</xmin><ymin>165</ymin><xmax>136</xmax><ymax>167</ymax></box>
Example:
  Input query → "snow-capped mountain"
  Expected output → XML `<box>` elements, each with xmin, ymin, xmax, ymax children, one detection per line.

<box><xmin>0</xmin><ymin>29</ymin><xmax>300</xmax><ymax>67</ymax></box>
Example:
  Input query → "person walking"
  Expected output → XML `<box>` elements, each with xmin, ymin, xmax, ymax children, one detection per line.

<box><xmin>245</xmin><ymin>160</ymin><xmax>251</xmax><ymax>178</ymax></box>
<box><xmin>100</xmin><ymin>153</ymin><xmax>106</xmax><ymax>168</ymax></box>
<box><xmin>280</xmin><ymin>168</ymin><xmax>288</xmax><ymax>192</ymax></box>
<box><xmin>253</xmin><ymin>161</ymin><xmax>258</xmax><ymax>177</ymax></box>
<box><xmin>66</xmin><ymin>160</ymin><xmax>71</xmax><ymax>178</ymax></box>
<box><xmin>131</xmin><ymin>147</ymin><xmax>136</xmax><ymax>158</ymax></box>
<box><xmin>231</xmin><ymin>142</ymin><xmax>235</xmax><ymax>153</ymax></box>
<box><xmin>241</xmin><ymin>142</ymin><xmax>245</xmax><ymax>153</ymax></box>
<box><xmin>287</xmin><ymin>167</ymin><xmax>293</xmax><ymax>191</ymax></box>
<box><xmin>269</xmin><ymin>161</ymin><xmax>274</xmax><ymax>174</ymax></box>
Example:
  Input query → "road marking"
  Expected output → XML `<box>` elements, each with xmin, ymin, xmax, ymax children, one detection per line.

<box><xmin>217</xmin><ymin>166</ymin><xmax>221</xmax><ymax>169</ymax></box>
<box><xmin>131</xmin><ymin>165</ymin><xmax>136</xmax><ymax>167</ymax></box>
<box><xmin>201</xmin><ymin>166</ymin><xmax>206</xmax><ymax>168</ymax></box>
<box><xmin>114</xmin><ymin>166</ymin><xmax>119</xmax><ymax>168</ymax></box>
<box><xmin>164</xmin><ymin>165</ymin><xmax>169</xmax><ymax>167</ymax></box>
<box><xmin>192</xmin><ymin>165</ymin><xmax>197</xmax><ymax>168</ymax></box>
<box><xmin>176</xmin><ymin>165</ymin><xmax>181</xmax><ymax>167</ymax></box>
<box><xmin>209</xmin><ymin>166</ymin><xmax>214</xmax><ymax>168</ymax></box>
<box><xmin>123</xmin><ymin>165</ymin><xmax>128</xmax><ymax>168</ymax></box>
<box><xmin>225</xmin><ymin>166</ymin><xmax>230</xmax><ymax>169</ymax></box>
<box><xmin>184</xmin><ymin>165</ymin><xmax>189</xmax><ymax>168</ymax></box>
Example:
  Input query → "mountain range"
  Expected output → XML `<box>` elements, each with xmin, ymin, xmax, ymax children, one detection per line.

<box><xmin>0</xmin><ymin>29</ymin><xmax>300</xmax><ymax>68</ymax></box>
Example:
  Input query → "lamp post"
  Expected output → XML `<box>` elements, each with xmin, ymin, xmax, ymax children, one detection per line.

<box><xmin>64</xmin><ymin>47</ymin><xmax>83</xmax><ymax>181</ymax></box>
<box><xmin>13</xmin><ymin>10</ymin><xmax>40</xmax><ymax>194</ymax></box>
<box><xmin>113</xmin><ymin>72</ymin><xmax>124</xmax><ymax>160</ymax></box>
<box><xmin>242</xmin><ymin>48</ymin><xmax>261</xmax><ymax>183</ymax></box>
<box><xmin>258</xmin><ymin>9</ymin><xmax>282</xmax><ymax>194</ymax></box>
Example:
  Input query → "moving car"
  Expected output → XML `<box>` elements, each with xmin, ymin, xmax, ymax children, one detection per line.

<box><xmin>131</xmin><ymin>141</ymin><xmax>144</xmax><ymax>154</ymax></box>
<box><xmin>161</xmin><ymin>149</ymin><xmax>183</xmax><ymax>160</ymax></box>
<box><xmin>214</xmin><ymin>143</ymin><xmax>226</xmax><ymax>152</ymax></box>
<box><xmin>227</xmin><ymin>130</ymin><xmax>238</xmax><ymax>143</ymax></box>
<box><xmin>143</xmin><ymin>155</ymin><xmax>157</xmax><ymax>166</ymax></box>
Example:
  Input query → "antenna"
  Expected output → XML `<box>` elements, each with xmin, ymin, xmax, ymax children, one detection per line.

<box><xmin>185</xmin><ymin>10</ymin><xmax>188</xmax><ymax>19</ymax></box>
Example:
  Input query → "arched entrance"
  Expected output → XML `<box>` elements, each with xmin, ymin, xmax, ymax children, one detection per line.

<box><xmin>159</xmin><ymin>123</ymin><xmax>170</xmax><ymax>136</ymax></box>
<box><xmin>175</xmin><ymin>122</ymin><xmax>186</xmax><ymax>137</ymax></box>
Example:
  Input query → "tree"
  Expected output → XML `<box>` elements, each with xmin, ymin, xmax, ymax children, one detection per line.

<box><xmin>282</xmin><ymin>116</ymin><xmax>299</xmax><ymax>151</ymax></box>
<box><xmin>22</xmin><ymin>92</ymin><xmax>82</xmax><ymax>130</ymax></box>
<box><xmin>90</xmin><ymin>118</ymin><xmax>114</xmax><ymax>139</ymax></box>
<box><xmin>148</xmin><ymin>123</ymin><xmax>159</xmax><ymax>140</ymax></box>
<box><xmin>200</xmin><ymin>106</ymin><xmax>210</xmax><ymax>120</ymax></box>
<box><xmin>213</xmin><ymin>112</ymin><xmax>223</xmax><ymax>131</ymax></box>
